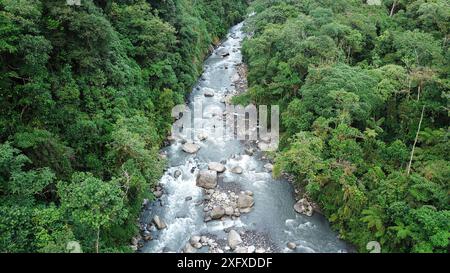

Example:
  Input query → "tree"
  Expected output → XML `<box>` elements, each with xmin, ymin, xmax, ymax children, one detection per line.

<box><xmin>58</xmin><ymin>172</ymin><xmax>127</xmax><ymax>253</ymax></box>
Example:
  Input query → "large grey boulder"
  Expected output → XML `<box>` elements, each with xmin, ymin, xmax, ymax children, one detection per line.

<box><xmin>152</xmin><ymin>215</ymin><xmax>167</xmax><ymax>230</ymax></box>
<box><xmin>182</xmin><ymin>143</ymin><xmax>200</xmax><ymax>154</ymax></box>
<box><xmin>287</xmin><ymin>242</ymin><xmax>297</xmax><ymax>250</ymax></box>
<box><xmin>203</xmin><ymin>88</ymin><xmax>215</xmax><ymax>97</ymax></box>
<box><xmin>231</xmin><ymin>166</ymin><xmax>243</xmax><ymax>174</ymax></box>
<box><xmin>196</xmin><ymin>170</ymin><xmax>218</xmax><ymax>189</ymax></box>
<box><xmin>237</xmin><ymin>193</ymin><xmax>254</xmax><ymax>209</ymax></box>
<box><xmin>210</xmin><ymin>206</ymin><xmax>225</xmax><ymax>219</ymax></box>
<box><xmin>227</xmin><ymin>230</ymin><xmax>242</xmax><ymax>250</ymax></box>
<box><xmin>208</xmin><ymin>162</ymin><xmax>226</xmax><ymax>173</ymax></box>
<box><xmin>294</xmin><ymin>198</ymin><xmax>314</xmax><ymax>217</ymax></box>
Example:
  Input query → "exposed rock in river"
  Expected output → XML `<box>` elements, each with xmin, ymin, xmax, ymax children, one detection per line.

<box><xmin>203</xmin><ymin>88</ymin><xmax>215</xmax><ymax>97</ymax></box>
<box><xmin>152</xmin><ymin>215</ymin><xmax>167</xmax><ymax>230</ymax></box>
<box><xmin>208</xmin><ymin>162</ymin><xmax>226</xmax><ymax>173</ymax></box>
<box><xmin>196</xmin><ymin>170</ymin><xmax>218</xmax><ymax>189</ymax></box>
<box><xmin>197</xmin><ymin>132</ymin><xmax>208</xmax><ymax>141</ymax></box>
<box><xmin>231</xmin><ymin>166</ymin><xmax>243</xmax><ymax>174</ymax></box>
<box><xmin>173</xmin><ymin>170</ymin><xmax>182</xmax><ymax>178</ymax></box>
<box><xmin>210</xmin><ymin>206</ymin><xmax>225</xmax><ymax>219</ymax></box>
<box><xmin>264</xmin><ymin>163</ymin><xmax>274</xmax><ymax>172</ymax></box>
<box><xmin>294</xmin><ymin>198</ymin><xmax>314</xmax><ymax>217</ymax></box>
<box><xmin>182</xmin><ymin>143</ymin><xmax>200</xmax><ymax>154</ymax></box>
<box><xmin>237</xmin><ymin>192</ymin><xmax>254</xmax><ymax>209</ymax></box>
<box><xmin>287</xmin><ymin>242</ymin><xmax>297</xmax><ymax>250</ymax></box>
<box><xmin>228</xmin><ymin>229</ymin><xmax>243</xmax><ymax>250</ymax></box>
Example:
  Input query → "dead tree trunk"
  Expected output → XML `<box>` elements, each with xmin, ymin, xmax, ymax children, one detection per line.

<box><xmin>407</xmin><ymin>106</ymin><xmax>425</xmax><ymax>175</ymax></box>
<box><xmin>390</xmin><ymin>1</ymin><xmax>397</xmax><ymax>17</ymax></box>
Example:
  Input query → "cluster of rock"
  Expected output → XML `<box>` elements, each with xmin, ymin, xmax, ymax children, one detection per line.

<box><xmin>226</xmin><ymin>230</ymin><xmax>268</xmax><ymax>253</ymax></box>
<box><xmin>231</xmin><ymin>63</ymin><xmax>248</xmax><ymax>93</ymax></box>
<box><xmin>183</xmin><ymin>235</ymin><xmax>223</xmax><ymax>253</ymax></box>
<box><xmin>202</xmin><ymin>189</ymin><xmax>254</xmax><ymax>222</ymax></box>
<box><xmin>131</xmin><ymin>213</ymin><xmax>167</xmax><ymax>251</ymax></box>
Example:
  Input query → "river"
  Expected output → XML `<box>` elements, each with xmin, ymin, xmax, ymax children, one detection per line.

<box><xmin>138</xmin><ymin>22</ymin><xmax>351</xmax><ymax>254</ymax></box>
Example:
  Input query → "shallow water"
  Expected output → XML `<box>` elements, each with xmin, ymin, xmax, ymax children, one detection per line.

<box><xmin>140</xmin><ymin>22</ymin><xmax>350</xmax><ymax>253</ymax></box>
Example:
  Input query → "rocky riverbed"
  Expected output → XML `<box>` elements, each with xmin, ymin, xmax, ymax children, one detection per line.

<box><xmin>133</xmin><ymin>21</ymin><xmax>351</xmax><ymax>254</ymax></box>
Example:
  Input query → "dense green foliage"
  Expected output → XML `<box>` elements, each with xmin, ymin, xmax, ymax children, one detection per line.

<box><xmin>239</xmin><ymin>0</ymin><xmax>449</xmax><ymax>253</ymax></box>
<box><xmin>0</xmin><ymin>0</ymin><xmax>246</xmax><ymax>252</ymax></box>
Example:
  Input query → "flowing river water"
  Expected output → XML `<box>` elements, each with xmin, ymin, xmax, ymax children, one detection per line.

<box><xmin>139</xmin><ymin>22</ymin><xmax>351</xmax><ymax>253</ymax></box>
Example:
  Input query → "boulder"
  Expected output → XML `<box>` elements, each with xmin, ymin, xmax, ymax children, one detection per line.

<box><xmin>193</xmin><ymin>242</ymin><xmax>203</xmax><ymax>249</ymax></box>
<box><xmin>210</xmin><ymin>206</ymin><xmax>225</xmax><ymax>219</ymax></box>
<box><xmin>182</xmin><ymin>143</ymin><xmax>200</xmax><ymax>154</ymax></box>
<box><xmin>208</xmin><ymin>162</ymin><xmax>226</xmax><ymax>173</ymax></box>
<box><xmin>196</xmin><ymin>170</ymin><xmax>218</xmax><ymax>189</ymax></box>
<box><xmin>224</xmin><ymin>206</ymin><xmax>234</xmax><ymax>216</ymax></box>
<box><xmin>154</xmin><ymin>190</ymin><xmax>163</xmax><ymax>198</ymax></box>
<box><xmin>234</xmin><ymin>246</ymin><xmax>248</xmax><ymax>253</ymax></box>
<box><xmin>197</xmin><ymin>132</ymin><xmax>208</xmax><ymax>141</ymax></box>
<box><xmin>174</xmin><ymin>170</ymin><xmax>182</xmax><ymax>178</ymax></box>
<box><xmin>248</xmin><ymin>245</ymin><xmax>256</xmax><ymax>253</ymax></box>
<box><xmin>240</xmin><ymin>207</ymin><xmax>252</xmax><ymax>214</ymax></box>
<box><xmin>255</xmin><ymin>248</ymin><xmax>266</xmax><ymax>253</ymax></box>
<box><xmin>287</xmin><ymin>242</ymin><xmax>297</xmax><ymax>250</ymax></box>
<box><xmin>204</xmin><ymin>88</ymin><xmax>215</xmax><ymax>97</ymax></box>
<box><xmin>228</xmin><ymin>230</ymin><xmax>243</xmax><ymax>250</ymax></box>
<box><xmin>143</xmin><ymin>231</ymin><xmax>152</xmax><ymax>241</ymax></box>
<box><xmin>237</xmin><ymin>193</ymin><xmax>254</xmax><ymax>209</ymax></box>
<box><xmin>152</xmin><ymin>215</ymin><xmax>167</xmax><ymax>230</ymax></box>
<box><xmin>184</xmin><ymin>243</ymin><xmax>197</xmax><ymax>253</ymax></box>
<box><xmin>190</xmin><ymin>236</ymin><xmax>201</xmax><ymax>245</ymax></box>
<box><xmin>231</xmin><ymin>166</ymin><xmax>243</xmax><ymax>174</ymax></box>
<box><xmin>294</xmin><ymin>198</ymin><xmax>314</xmax><ymax>217</ymax></box>
<box><xmin>264</xmin><ymin>163</ymin><xmax>274</xmax><ymax>172</ymax></box>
